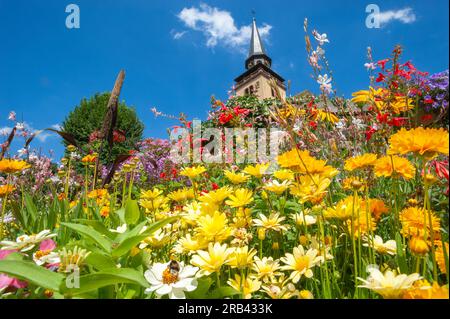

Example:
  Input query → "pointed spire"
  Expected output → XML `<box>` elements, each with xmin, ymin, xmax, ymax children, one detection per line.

<box><xmin>248</xmin><ymin>18</ymin><xmax>267</xmax><ymax>57</ymax></box>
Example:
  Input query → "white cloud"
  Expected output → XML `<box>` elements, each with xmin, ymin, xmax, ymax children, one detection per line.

<box><xmin>375</xmin><ymin>7</ymin><xmax>416</xmax><ymax>26</ymax></box>
<box><xmin>51</xmin><ymin>124</ymin><xmax>62</xmax><ymax>131</ymax></box>
<box><xmin>0</xmin><ymin>126</ymin><xmax>13</xmax><ymax>137</ymax></box>
<box><xmin>0</xmin><ymin>122</ymin><xmax>58</xmax><ymax>143</ymax></box>
<box><xmin>177</xmin><ymin>3</ymin><xmax>272</xmax><ymax>51</ymax></box>
<box><xmin>171</xmin><ymin>30</ymin><xmax>187</xmax><ymax>40</ymax></box>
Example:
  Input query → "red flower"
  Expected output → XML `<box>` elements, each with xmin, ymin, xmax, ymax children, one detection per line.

<box><xmin>309</xmin><ymin>121</ymin><xmax>317</xmax><ymax>130</ymax></box>
<box><xmin>112</xmin><ymin>130</ymin><xmax>126</xmax><ymax>143</ymax></box>
<box><xmin>211</xmin><ymin>183</ymin><xmax>219</xmax><ymax>190</ymax></box>
<box><xmin>387</xmin><ymin>117</ymin><xmax>408</xmax><ymax>127</ymax></box>
<box><xmin>233</xmin><ymin>106</ymin><xmax>249</xmax><ymax>117</ymax></box>
<box><xmin>376</xmin><ymin>112</ymin><xmax>388</xmax><ymax>124</ymax></box>
<box><xmin>420</xmin><ymin>114</ymin><xmax>433</xmax><ymax>123</ymax></box>
<box><xmin>375</xmin><ymin>73</ymin><xmax>386</xmax><ymax>83</ymax></box>
<box><xmin>218</xmin><ymin>113</ymin><xmax>233</xmax><ymax>125</ymax></box>
<box><xmin>430</xmin><ymin>160</ymin><xmax>449</xmax><ymax>195</ymax></box>
<box><xmin>377</xmin><ymin>59</ymin><xmax>389</xmax><ymax>70</ymax></box>
<box><xmin>390</xmin><ymin>81</ymin><xmax>399</xmax><ymax>89</ymax></box>
<box><xmin>365</xmin><ymin>126</ymin><xmax>377</xmax><ymax>141</ymax></box>
<box><xmin>409</xmin><ymin>88</ymin><xmax>422</xmax><ymax>96</ymax></box>
<box><xmin>160</xmin><ymin>172</ymin><xmax>166</xmax><ymax>179</ymax></box>
<box><xmin>89</xmin><ymin>130</ymin><xmax>101</xmax><ymax>143</ymax></box>
<box><xmin>394</xmin><ymin>65</ymin><xmax>412</xmax><ymax>80</ymax></box>
<box><xmin>402</xmin><ymin>61</ymin><xmax>416</xmax><ymax>72</ymax></box>
<box><xmin>424</xmin><ymin>97</ymin><xmax>434</xmax><ymax>104</ymax></box>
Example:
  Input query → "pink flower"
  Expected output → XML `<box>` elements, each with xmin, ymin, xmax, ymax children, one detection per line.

<box><xmin>0</xmin><ymin>274</ymin><xmax>28</xmax><ymax>290</ymax></box>
<box><xmin>39</xmin><ymin>239</ymin><xmax>56</xmax><ymax>251</ymax></box>
<box><xmin>8</xmin><ymin>111</ymin><xmax>16</xmax><ymax>121</ymax></box>
<box><xmin>0</xmin><ymin>249</ymin><xmax>17</xmax><ymax>260</ymax></box>
<box><xmin>0</xmin><ymin>249</ymin><xmax>28</xmax><ymax>290</ymax></box>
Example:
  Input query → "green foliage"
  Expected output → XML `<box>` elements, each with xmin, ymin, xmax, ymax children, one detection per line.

<box><xmin>0</xmin><ymin>260</ymin><xmax>65</xmax><ymax>292</ymax></box>
<box><xmin>61</xmin><ymin>92</ymin><xmax>144</xmax><ymax>164</ymax></box>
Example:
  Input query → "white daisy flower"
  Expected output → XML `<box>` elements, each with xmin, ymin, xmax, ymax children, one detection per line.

<box><xmin>144</xmin><ymin>261</ymin><xmax>199</xmax><ymax>299</ymax></box>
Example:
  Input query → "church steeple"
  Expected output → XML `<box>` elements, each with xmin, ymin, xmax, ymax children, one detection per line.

<box><xmin>245</xmin><ymin>18</ymin><xmax>272</xmax><ymax>69</ymax></box>
<box><xmin>234</xmin><ymin>16</ymin><xmax>286</xmax><ymax>100</ymax></box>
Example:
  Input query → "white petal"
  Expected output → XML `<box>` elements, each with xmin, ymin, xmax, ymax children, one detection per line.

<box><xmin>144</xmin><ymin>270</ymin><xmax>161</xmax><ymax>285</ymax></box>
<box><xmin>179</xmin><ymin>265</ymin><xmax>198</xmax><ymax>279</ymax></box>
<box><xmin>156</xmin><ymin>284</ymin><xmax>172</xmax><ymax>296</ymax></box>
<box><xmin>169</xmin><ymin>288</ymin><xmax>186</xmax><ymax>299</ymax></box>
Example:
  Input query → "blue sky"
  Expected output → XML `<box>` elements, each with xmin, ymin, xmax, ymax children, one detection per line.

<box><xmin>0</xmin><ymin>0</ymin><xmax>448</xmax><ymax>160</ymax></box>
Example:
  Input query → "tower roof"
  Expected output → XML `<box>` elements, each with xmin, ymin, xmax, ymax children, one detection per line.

<box><xmin>248</xmin><ymin>18</ymin><xmax>267</xmax><ymax>57</ymax></box>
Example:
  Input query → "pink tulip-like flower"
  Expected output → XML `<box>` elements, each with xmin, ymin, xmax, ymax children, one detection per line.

<box><xmin>0</xmin><ymin>249</ymin><xmax>28</xmax><ymax>290</ymax></box>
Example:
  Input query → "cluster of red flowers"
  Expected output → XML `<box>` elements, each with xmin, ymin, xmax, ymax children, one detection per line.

<box><xmin>215</xmin><ymin>101</ymin><xmax>250</xmax><ymax>125</ymax></box>
<box><xmin>159</xmin><ymin>168</ymin><xmax>178</xmax><ymax>180</ymax></box>
<box><xmin>89</xmin><ymin>130</ymin><xmax>126</xmax><ymax>143</ymax></box>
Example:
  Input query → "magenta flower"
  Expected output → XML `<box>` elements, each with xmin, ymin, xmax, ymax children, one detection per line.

<box><xmin>0</xmin><ymin>249</ymin><xmax>28</xmax><ymax>291</ymax></box>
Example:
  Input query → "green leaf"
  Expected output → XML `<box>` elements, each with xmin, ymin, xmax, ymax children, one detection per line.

<box><xmin>125</xmin><ymin>199</ymin><xmax>140</xmax><ymax>225</ymax></box>
<box><xmin>0</xmin><ymin>260</ymin><xmax>64</xmax><ymax>292</ymax></box>
<box><xmin>73</xmin><ymin>219</ymin><xmax>115</xmax><ymax>239</ymax></box>
<box><xmin>60</xmin><ymin>268</ymin><xmax>149</xmax><ymax>296</ymax></box>
<box><xmin>9</xmin><ymin>201</ymin><xmax>26</xmax><ymax>230</ymax></box>
<box><xmin>3</xmin><ymin>252</ymin><xmax>25</xmax><ymax>261</ymax></box>
<box><xmin>395</xmin><ymin>232</ymin><xmax>408</xmax><ymax>274</ymax></box>
<box><xmin>115</xmin><ymin>207</ymin><xmax>126</xmax><ymax>224</ymax></box>
<box><xmin>113</xmin><ymin>220</ymin><xmax>147</xmax><ymax>244</ymax></box>
<box><xmin>24</xmin><ymin>193</ymin><xmax>38</xmax><ymax>225</ymax></box>
<box><xmin>111</xmin><ymin>216</ymin><xmax>178</xmax><ymax>258</ymax></box>
<box><xmin>61</xmin><ymin>222</ymin><xmax>112</xmax><ymax>253</ymax></box>
<box><xmin>85</xmin><ymin>253</ymin><xmax>117</xmax><ymax>271</ymax></box>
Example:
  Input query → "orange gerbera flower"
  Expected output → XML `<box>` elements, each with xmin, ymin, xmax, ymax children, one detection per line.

<box><xmin>0</xmin><ymin>159</ymin><xmax>31</xmax><ymax>174</ymax></box>
<box><xmin>0</xmin><ymin>185</ymin><xmax>15</xmax><ymax>197</ymax></box>
<box><xmin>374</xmin><ymin>155</ymin><xmax>415</xmax><ymax>180</ymax></box>
<box><xmin>387</xmin><ymin>127</ymin><xmax>449</xmax><ymax>159</ymax></box>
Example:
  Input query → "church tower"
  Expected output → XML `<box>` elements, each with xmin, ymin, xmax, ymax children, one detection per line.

<box><xmin>234</xmin><ymin>18</ymin><xmax>286</xmax><ymax>100</ymax></box>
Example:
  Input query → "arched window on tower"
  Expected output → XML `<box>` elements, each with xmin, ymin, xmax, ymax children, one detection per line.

<box><xmin>245</xmin><ymin>88</ymin><xmax>249</xmax><ymax>95</ymax></box>
<box><xmin>249</xmin><ymin>85</ymin><xmax>255</xmax><ymax>95</ymax></box>
<box><xmin>271</xmin><ymin>88</ymin><xmax>276</xmax><ymax>97</ymax></box>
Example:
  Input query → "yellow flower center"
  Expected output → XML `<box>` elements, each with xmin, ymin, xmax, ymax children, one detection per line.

<box><xmin>295</xmin><ymin>256</ymin><xmax>310</xmax><ymax>271</ymax></box>
<box><xmin>35</xmin><ymin>250</ymin><xmax>51</xmax><ymax>259</ymax></box>
<box><xmin>162</xmin><ymin>267</ymin><xmax>179</xmax><ymax>284</ymax></box>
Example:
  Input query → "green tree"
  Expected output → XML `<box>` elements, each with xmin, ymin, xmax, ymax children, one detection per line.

<box><xmin>62</xmin><ymin>93</ymin><xmax>144</xmax><ymax>164</ymax></box>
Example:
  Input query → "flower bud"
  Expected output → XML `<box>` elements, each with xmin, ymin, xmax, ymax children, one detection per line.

<box><xmin>67</xmin><ymin>145</ymin><xmax>76</xmax><ymax>152</ymax></box>
<box><xmin>258</xmin><ymin>228</ymin><xmax>266</xmax><ymax>241</ymax></box>
<box><xmin>409</xmin><ymin>236</ymin><xmax>429</xmax><ymax>255</ymax></box>
<box><xmin>299</xmin><ymin>235</ymin><xmax>309</xmax><ymax>246</ymax></box>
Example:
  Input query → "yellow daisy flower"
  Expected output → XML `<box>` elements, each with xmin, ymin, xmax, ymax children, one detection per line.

<box><xmin>190</xmin><ymin>242</ymin><xmax>234</xmax><ymax>276</ymax></box>
<box><xmin>180</xmin><ymin>165</ymin><xmax>207</xmax><ymax>179</ymax></box>
<box><xmin>225</xmin><ymin>188</ymin><xmax>254</xmax><ymax>208</ymax></box>
<box><xmin>243</xmin><ymin>163</ymin><xmax>270</xmax><ymax>178</ymax></box>
<box><xmin>224</xmin><ymin>170</ymin><xmax>250</xmax><ymax>184</ymax></box>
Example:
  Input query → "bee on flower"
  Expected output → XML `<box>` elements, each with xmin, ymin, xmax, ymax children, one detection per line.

<box><xmin>144</xmin><ymin>260</ymin><xmax>199</xmax><ymax>299</ymax></box>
